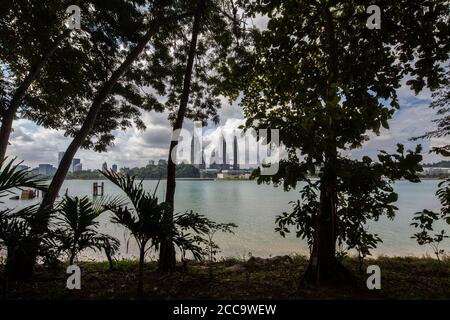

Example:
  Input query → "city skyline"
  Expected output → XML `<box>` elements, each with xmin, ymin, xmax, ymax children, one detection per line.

<box><xmin>6</xmin><ymin>82</ymin><xmax>447</xmax><ymax>171</ymax></box>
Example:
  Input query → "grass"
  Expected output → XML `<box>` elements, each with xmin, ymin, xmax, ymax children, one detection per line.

<box><xmin>2</xmin><ymin>255</ymin><xmax>450</xmax><ymax>300</ymax></box>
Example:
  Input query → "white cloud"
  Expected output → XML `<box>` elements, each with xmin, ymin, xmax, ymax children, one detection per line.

<box><xmin>6</xmin><ymin>76</ymin><xmax>449</xmax><ymax>170</ymax></box>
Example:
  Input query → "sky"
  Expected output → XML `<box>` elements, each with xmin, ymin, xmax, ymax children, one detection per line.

<box><xmin>5</xmin><ymin>14</ymin><xmax>449</xmax><ymax>171</ymax></box>
<box><xmin>6</xmin><ymin>77</ymin><xmax>448</xmax><ymax>171</ymax></box>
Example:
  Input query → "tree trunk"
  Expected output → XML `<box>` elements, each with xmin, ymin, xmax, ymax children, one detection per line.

<box><xmin>105</xmin><ymin>246</ymin><xmax>114</xmax><ymax>270</ymax></box>
<box><xmin>0</xmin><ymin>30</ymin><xmax>69</xmax><ymax>160</ymax></box>
<box><xmin>301</xmin><ymin>6</ymin><xmax>355</xmax><ymax>286</ymax></box>
<box><xmin>159</xmin><ymin>0</ymin><xmax>205</xmax><ymax>273</ymax></box>
<box><xmin>5</xmin><ymin>240</ymin><xmax>35</xmax><ymax>280</ymax></box>
<box><xmin>69</xmin><ymin>245</ymin><xmax>76</xmax><ymax>265</ymax></box>
<box><xmin>137</xmin><ymin>245</ymin><xmax>146</xmax><ymax>299</ymax></box>
<box><xmin>11</xmin><ymin>20</ymin><xmax>168</xmax><ymax>280</ymax></box>
<box><xmin>302</xmin><ymin>166</ymin><xmax>339</xmax><ymax>285</ymax></box>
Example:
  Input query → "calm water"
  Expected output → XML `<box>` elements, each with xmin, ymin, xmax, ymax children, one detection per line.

<box><xmin>2</xmin><ymin>179</ymin><xmax>445</xmax><ymax>260</ymax></box>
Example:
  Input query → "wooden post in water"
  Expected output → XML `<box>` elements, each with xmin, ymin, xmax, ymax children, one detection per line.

<box><xmin>93</xmin><ymin>182</ymin><xmax>104</xmax><ymax>196</ymax></box>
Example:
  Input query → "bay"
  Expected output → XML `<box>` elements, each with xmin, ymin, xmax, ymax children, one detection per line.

<box><xmin>2</xmin><ymin>179</ymin><xmax>445</xmax><ymax>260</ymax></box>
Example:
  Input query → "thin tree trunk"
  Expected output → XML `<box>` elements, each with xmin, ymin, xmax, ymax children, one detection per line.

<box><xmin>69</xmin><ymin>251</ymin><xmax>76</xmax><ymax>265</ymax></box>
<box><xmin>159</xmin><ymin>0</ymin><xmax>205</xmax><ymax>273</ymax></box>
<box><xmin>39</xmin><ymin>25</ymin><xmax>162</xmax><ymax>214</ymax></box>
<box><xmin>0</xmin><ymin>30</ymin><xmax>69</xmax><ymax>160</ymax></box>
<box><xmin>105</xmin><ymin>246</ymin><xmax>114</xmax><ymax>270</ymax></box>
<box><xmin>137</xmin><ymin>245</ymin><xmax>146</xmax><ymax>299</ymax></box>
<box><xmin>12</xmin><ymin>17</ymin><xmax>178</xmax><ymax>280</ymax></box>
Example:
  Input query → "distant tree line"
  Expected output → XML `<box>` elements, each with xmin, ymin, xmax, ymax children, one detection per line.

<box><xmin>65</xmin><ymin>163</ymin><xmax>201</xmax><ymax>180</ymax></box>
<box><xmin>122</xmin><ymin>163</ymin><xmax>200</xmax><ymax>179</ymax></box>
<box><xmin>423</xmin><ymin>161</ymin><xmax>450</xmax><ymax>168</ymax></box>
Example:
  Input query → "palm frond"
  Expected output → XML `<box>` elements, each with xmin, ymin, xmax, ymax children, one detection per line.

<box><xmin>0</xmin><ymin>157</ymin><xmax>48</xmax><ymax>202</ymax></box>
<box><xmin>53</xmin><ymin>195</ymin><xmax>120</xmax><ymax>263</ymax></box>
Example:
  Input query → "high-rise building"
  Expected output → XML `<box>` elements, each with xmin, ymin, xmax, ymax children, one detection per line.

<box><xmin>190</xmin><ymin>135</ymin><xmax>202</xmax><ymax>166</ymax></box>
<box><xmin>73</xmin><ymin>163</ymin><xmax>82</xmax><ymax>172</ymax></box>
<box><xmin>191</xmin><ymin>136</ymin><xmax>195</xmax><ymax>165</ymax></box>
<box><xmin>233</xmin><ymin>135</ymin><xmax>239</xmax><ymax>170</ymax></box>
<box><xmin>72</xmin><ymin>158</ymin><xmax>81</xmax><ymax>172</ymax></box>
<box><xmin>222</xmin><ymin>136</ymin><xmax>227</xmax><ymax>165</ymax></box>
<box><xmin>200</xmin><ymin>147</ymin><xmax>206</xmax><ymax>169</ymax></box>
<box><xmin>112</xmin><ymin>164</ymin><xmax>118</xmax><ymax>173</ymax></box>
<box><xmin>38</xmin><ymin>164</ymin><xmax>57</xmax><ymax>176</ymax></box>
<box><xmin>102</xmin><ymin>162</ymin><xmax>108</xmax><ymax>171</ymax></box>
<box><xmin>58</xmin><ymin>152</ymin><xmax>65</xmax><ymax>166</ymax></box>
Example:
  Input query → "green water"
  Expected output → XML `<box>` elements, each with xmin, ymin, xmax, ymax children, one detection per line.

<box><xmin>2</xmin><ymin>179</ymin><xmax>445</xmax><ymax>260</ymax></box>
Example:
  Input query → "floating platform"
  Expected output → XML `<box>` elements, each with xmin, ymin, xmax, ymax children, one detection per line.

<box><xmin>20</xmin><ymin>189</ymin><xmax>37</xmax><ymax>200</ymax></box>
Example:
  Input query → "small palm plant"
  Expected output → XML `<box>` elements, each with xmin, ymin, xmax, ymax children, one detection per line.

<box><xmin>101</xmin><ymin>170</ymin><xmax>214</xmax><ymax>298</ymax></box>
<box><xmin>0</xmin><ymin>158</ymin><xmax>48</xmax><ymax>282</ymax></box>
<box><xmin>54</xmin><ymin>196</ymin><xmax>121</xmax><ymax>265</ymax></box>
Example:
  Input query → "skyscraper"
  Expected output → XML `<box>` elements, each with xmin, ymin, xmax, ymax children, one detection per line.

<box><xmin>38</xmin><ymin>164</ymin><xmax>57</xmax><ymax>176</ymax></box>
<box><xmin>102</xmin><ymin>162</ymin><xmax>108</xmax><ymax>171</ymax></box>
<box><xmin>72</xmin><ymin>158</ymin><xmax>80</xmax><ymax>172</ymax></box>
<box><xmin>58</xmin><ymin>152</ymin><xmax>65</xmax><ymax>166</ymax></box>
<box><xmin>233</xmin><ymin>135</ymin><xmax>239</xmax><ymax>169</ymax></box>
<box><xmin>112</xmin><ymin>164</ymin><xmax>118</xmax><ymax>173</ymax></box>
<box><xmin>222</xmin><ymin>135</ymin><xmax>227</xmax><ymax>165</ymax></box>
<box><xmin>200</xmin><ymin>147</ymin><xmax>206</xmax><ymax>169</ymax></box>
<box><xmin>73</xmin><ymin>163</ymin><xmax>82</xmax><ymax>172</ymax></box>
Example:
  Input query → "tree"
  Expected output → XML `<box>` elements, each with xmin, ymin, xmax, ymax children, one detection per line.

<box><xmin>411</xmin><ymin>209</ymin><xmax>448</xmax><ymax>263</ymax></box>
<box><xmin>236</xmin><ymin>0</ymin><xmax>449</xmax><ymax>285</ymax></box>
<box><xmin>38</xmin><ymin>0</ymin><xmax>185</xmax><ymax>211</ymax></box>
<box><xmin>0</xmin><ymin>0</ymin><xmax>141</xmax><ymax>158</ymax></box>
<box><xmin>412</xmin><ymin>68</ymin><xmax>450</xmax><ymax>262</ymax></box>
<box><xmin>160</xmin><ymin>0</ymin><xmax>247</xmax><ymax>271</ymax></box>
<box><xmin>0</xmin><ymin>0</ymin><xmax>74</xmax><ymax>159</ymax></box>
<box><xmin>101</xmin><ymin>171</ymin><xmax>214</xmax><ymax>298</ymax></box>
<box><xmin>54</xmin><ymin>196</ymin><xmax>120</xmax><ymax>265</ymax></box>
<box><xmin>204</xmin><ymin>222</ymin><xmax>237</xmax><ymax>278</ymax></box>
<box><xmin>7</xmin><ymin>1</ymin><xmax>193</xmax><ymax>279</ymax></box>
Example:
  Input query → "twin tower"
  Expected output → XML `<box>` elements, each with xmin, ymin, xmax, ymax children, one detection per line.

<box><xmin>190</xmin><ymin>135</ymin><xmax>239</xmax><ymax>170</ymax></box>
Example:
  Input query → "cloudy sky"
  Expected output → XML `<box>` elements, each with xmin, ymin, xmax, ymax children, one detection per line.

<box><xmin>5</xmin><ymin>15</ymin><xmax>449</xmax><ymax>170</ymax></box>
<box><xmin>6</xmin><ymin>76</ymin><xmax>448</xmax><ymax>171</ymax></box>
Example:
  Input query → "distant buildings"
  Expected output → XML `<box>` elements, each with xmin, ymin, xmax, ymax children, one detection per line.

<box><xmin>217</xmin><ymin>170</ymin><xmax>251</xmax><ymax>180</ymax></box>
<box><xmin>102</xmin><ymin>162</ymin><xmax>108</xmax><ymax>171</ymax></box>
<box><xmin>112</xmin><ymin>164</ymin><xmax>118</xmax><ymax>173</ymax></box>
<box><xmin>72</xmin><ymin>158</ymin><xmax>80</xmax><ymax>172</ymax></box>
<box><xmin>58</xmin><ymin>152</ymin><xmax>65</xmax><ymax>166</ymax></box>
<box><xmin>422</xmin><ymin>167</ymin><xmax>450</xmax><ymax>176</ymax></box>
<box><xmin>207</xmin><ymin>135</ymin><xmax>241</xmax><ymax>171</ymax></box>
<box><xmin>200</xmin><ymin>168</ymin><xmax>219</xmax><ymax>178</ymax></box>
<box><xmin>16</xmin><ymin>164</ymin><xmax>30</xmax><ymax>172</ymax></box>
<box><xmin>38</xmin><ymin>164</ymin><xmax>57</xmax><ymax>176</ymax></box>
<box><xmin>233</xmin><ymin>135</ymin><xmax>239</xmax><ymax>170</ymax></box>
<box><xmin>58</xmin><ymin>151</ymin><xmax>83</xmax><ymax>174</ymax></box>
<box><xmin>73</xmin><ymin>163</ymin><xmax>82</xmax><ymax>172</ymax></box>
